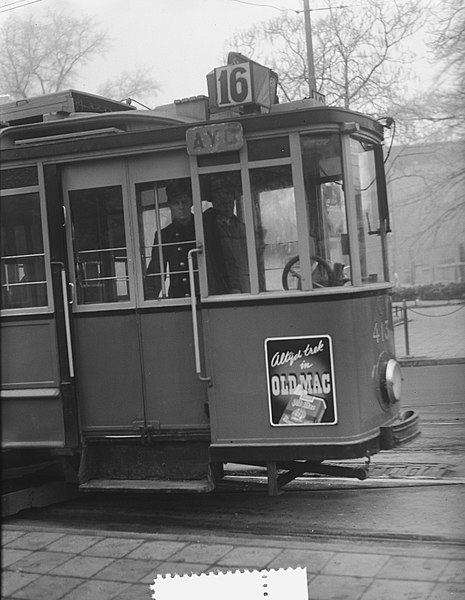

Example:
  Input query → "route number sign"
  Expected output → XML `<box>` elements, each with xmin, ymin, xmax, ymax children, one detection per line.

<box><xmin>215</xmin><ymin>64</ymin><xmax>253</xmax><ymax>108</ymax></box>
<box><xmin>207</xmin><ymin>58</ymin><xmax>278</xmax><ymax>112</ymax></box>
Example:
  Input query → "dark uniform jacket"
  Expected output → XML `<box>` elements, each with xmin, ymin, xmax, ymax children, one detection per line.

<box><xmin>145</xmin><ymin>218</ymin><xmax>196</xmax><ymax>298</ymax></box>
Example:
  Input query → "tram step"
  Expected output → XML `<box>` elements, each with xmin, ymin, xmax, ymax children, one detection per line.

<box><xmin>79</xmin><ymin>478</ymin><xmax>214</xmax><ymax>493</ymax></box>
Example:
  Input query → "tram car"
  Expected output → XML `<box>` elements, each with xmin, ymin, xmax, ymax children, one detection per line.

<box><xmin>1</xmin><ymin>55</ymin><xmax>420</xmax><ymax>496</ymax></box>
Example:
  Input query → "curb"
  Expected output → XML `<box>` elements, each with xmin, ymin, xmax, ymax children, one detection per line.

<box><xmin>399</xmin><ymin>357</ymin><xmax>465</xmax><ymax>367</ymax></box>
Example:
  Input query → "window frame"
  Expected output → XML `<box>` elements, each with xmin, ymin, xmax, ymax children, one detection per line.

<box><xmin>129</xmin><ymin>149</ymin><xmax>194</xmax><ymax>308</ymax></box>
<box><xmin>62</xmin><ymin>159</ymin><xmax>136</xmax><ymax>313</ymax></box>
<box><xmin>0</xmin><ymin>164</ymin><xmax>54</xmax><ymax>316</ymax></box>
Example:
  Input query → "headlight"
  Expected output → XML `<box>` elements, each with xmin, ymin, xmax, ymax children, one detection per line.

<box><xmin>383</xmin><ymin>358</ymin><xmax>402</xmax><ymax>404</ymax></box>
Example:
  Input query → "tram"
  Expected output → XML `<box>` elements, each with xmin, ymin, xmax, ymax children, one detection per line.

<box><xmin>1</xmin><ymin>55</ymin><xmax>420</xmax><ymax>496</ymax></box>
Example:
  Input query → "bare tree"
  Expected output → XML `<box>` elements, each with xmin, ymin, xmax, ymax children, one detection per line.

<box><xmin>0</xmin><ymin>10</ymin><xmax>161</xmax><ymax>105</ymax></box>
<box><xmin>98</xmin><ymin>68</ymin><xmax>161</xmax><ymax>107</ymax></box>
<box><xmin>227</xmin><ymin>0</ymin><xmax>425</xmax><ymax>116</ymax></box>
<box><xmin>405</xmin><ymin>0</ymin><xmax>465</xmax><ymax>141</ymax></box>
<box><xmin>0</xmin><ymin>10</ymin><xmax>108</xmax><ymax>99</ymax></box>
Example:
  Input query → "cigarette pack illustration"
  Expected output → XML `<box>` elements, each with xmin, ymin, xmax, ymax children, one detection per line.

<box><xmin>279</xmin><ymin>384</ymin><xmax>327</xmax><ymax>425</ymax></box>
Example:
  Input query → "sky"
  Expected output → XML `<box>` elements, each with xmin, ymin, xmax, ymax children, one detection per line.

<box><xmin>10</xmin><ymin>0</ymin><xmax>306</xmax><ymax>105</ymax></box>
<box><xmin>1</xmin><ymin>0</ymin><xmax>436</xmax><ymax>107</ymax></box>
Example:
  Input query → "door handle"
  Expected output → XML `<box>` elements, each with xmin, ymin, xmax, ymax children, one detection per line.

<box><xmin>188</xmin><ymin>246</ymin><xmax>211</xmax><ymax>385</ymax></box>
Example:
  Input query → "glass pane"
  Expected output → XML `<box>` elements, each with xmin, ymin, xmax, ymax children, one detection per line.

<box><xmin>200</xmin><ymin>171</ymin><xmax>250</xmax><ymax>295</ymax></box>
<box><xmin>247</xmin><ymin>137</ymin><xmax>290</xmax><ymax>161</ymax></box>
<box><xmin>0</xmin><ymin>166</ymin><xmax>38</xmax><ymax>190</ymax></box>
<box><xmin>1</xmin><ymin>193</ymin><xmax>47</xmax><ymax>309</ymax></box>
<box><xmin>197</xmin><ymin>151</ymin><xmax>240</xmax><ymax>167</ymax></box>
<box><xmin>301</xmin><ymin>134</ymin><xmax>351</xmax><ymax>287</ymax></box>
<box><xmin>350</xmin><ymin>138</ymin><xmax>384</xmax><ymax>283</ymax></box>
<box><xmin>69</xmin><ymin>186</ymin><xmax>129</xmax><ymax>305</ymax></box>
<box><xmin>137</xmin><ymin>178</ymin><xmax>197</xmax><ymax>299</ymax></box>
<box><xmin>250</xmin><ymin>165</ymin><xmax>297</xmax><ymax>292</ymax></box>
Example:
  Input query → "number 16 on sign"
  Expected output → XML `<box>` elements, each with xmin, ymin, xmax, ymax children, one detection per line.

<box><xmin>215</xmin><ymin>64</ymin><xmax>253</xmax><ymax>107</ymax></box>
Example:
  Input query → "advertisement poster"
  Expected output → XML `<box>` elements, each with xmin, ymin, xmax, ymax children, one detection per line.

<box><xmin>265</xmin><ymin>335</ymin><xmax>337</xmax><ymax>426</ymax></box>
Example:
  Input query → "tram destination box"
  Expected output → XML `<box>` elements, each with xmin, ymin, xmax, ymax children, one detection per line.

<box><xmin>206</xmin><ymin>53</ymin><xmax>278</xmax><ymax>114</ymax></box>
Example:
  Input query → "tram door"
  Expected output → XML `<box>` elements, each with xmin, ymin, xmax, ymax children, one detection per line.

<box><xmin>0</xmin><ymin>165</ymin><xmax>78</xmax><ymax>448</ymax></box>
<box><xmin>61</xmin><ymin>157</ymin><xmax>208</xmax><ymax>441</ymax></box>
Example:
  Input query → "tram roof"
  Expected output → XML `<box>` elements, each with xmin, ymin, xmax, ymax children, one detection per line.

<box><xmin>0</xmin><ymin>91</ymin><xmax>384</xmax><ymax>162</ymax></box>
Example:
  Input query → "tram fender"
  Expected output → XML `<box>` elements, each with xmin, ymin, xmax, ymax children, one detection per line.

<box><xmin>379</xmin><ymin>410</ymin><xmax>421</xmax><ymax>450</ymax></box>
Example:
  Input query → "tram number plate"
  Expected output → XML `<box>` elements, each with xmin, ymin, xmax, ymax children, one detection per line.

<box><xmin>214</xmin><ymin>63</ymin><xmax>253</xmax><ymax>107</ymax></box>
<box><xmin>373</xmin><ymin>320</ymin><xmax>390</xmax><ymax>343</ymax></box>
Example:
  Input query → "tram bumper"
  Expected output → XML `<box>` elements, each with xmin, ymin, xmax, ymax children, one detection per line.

<box><xmin>379</xmin><ymin>410</ymin><xmax>421</xmax><ymax>450</ymax></box>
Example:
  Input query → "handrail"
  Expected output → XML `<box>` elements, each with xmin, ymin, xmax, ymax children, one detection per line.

<box><xmin>187</xmin><ymin>246</ymin><xmax>211</xmax><ymax>385</ymax></box>
<box><xmin>56</xmin><ymin>263</ymin><xmax>75</xmax><ymax>378</ymax></box>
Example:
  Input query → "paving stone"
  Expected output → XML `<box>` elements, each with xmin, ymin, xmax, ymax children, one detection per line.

<box><xmin>126</xmin><ymin>540</ymin><xmax>187</xmax><ymax>561</ymax></box>
<box><xmin>151</xmin><ymin>561</ymin><xmax>209</xmax><ymax>576</ymax></box>
<box><xmin>94</xmin><ymin>558</ymin><xmax>156</xmax><ymax>583</ymax></box>
<box><xmin>10</xmin><ymin>574</ymin><xmax>85</xmax><ymax>600</ymax></box>
<box><xmin>49</xmin><ymin>555</ymin><xmax>114</xmax><ymax>578</ymax></box>
<box><xmin>217</xmin><ymin>545</ymin><xmax>283</xmax><ymax>568</ymax></box>
<box><xmin>82</xmin><ymin>537</ymin><xmax>144</xmax><ymax>558</ymax></box>
<box><xmin>45</xmin><ymin>534</ymin><xmax>103</xmax><ymax>554</ymax></box>
<box><xmin>168</xmin><ymin>542</ymin><xmax>233</xmax><ymax>564</ymax></box>
<box><xmin>2</xmin><ymin>549</ymin><xmax>33</xmax><ymax>568</ymax></box>
<box><xmin>2</xmin><ymin>530</ymin><xmax>27</xmax><ymax>544</ymax></box>
<box><xmin>59</xmin><ymin>579</ymin><xmax>130</xmax><ymax>600</ymax></box>
<box><xmin>322</xmin><ymin>552</ymin><xmax>389</xmax><ymax>578</ymax></box>
<box><xmin>428</xmin><ymin>581</ymin><xmax>465</xmax><ymax>599</ymax></box>
<box><xmin>376</xmin><ymin>556</ymin><xmax>449</xmax><ymax>581</ymax></box>
<box><xmin>360</xmin><ymin>578</ymin><xmax>436</xmax><ymax>600</ymax></box>
<box><xmin>268</xmin><ymin>548</ymin><xmax>334</xmax><ymax>573</ymax></box>
<box><xmin>308</xmin><ymin>574</ymin><xmax>372</xmax><ymax>599</ymax></box>
<box><xmin>7</xmin><ymin>532</ymin><xmax>65</xmax><ymax>551</ymax></box>
<box><xmin>8</xmin><ymin>551</ymin><xmax>74</xmax><ymax>574</ymax></box>
<box><xmin>1</xmin><ymin>571</ymin><xmax>40</xmax><ymax>597</ymax></box>
<box><xmin>438</xmin><ymin>559</ymin><xmax>465</xmax><ymax>583</ymax></box>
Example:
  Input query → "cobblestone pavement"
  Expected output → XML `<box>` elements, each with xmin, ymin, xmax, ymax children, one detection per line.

<box><xmin>3</xmin><ymin>524</ymin><xmax>465</xmax><ymax>600</ymax></box>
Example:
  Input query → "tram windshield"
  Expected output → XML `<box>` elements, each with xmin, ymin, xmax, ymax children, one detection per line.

<box><xmin>250</xmin><ymin>164</ymin><xmax>296</xmax><ymax>291</ymax></box>
<box><xmin>301</xmin><ymin>133</ymin><xmax>348</xmax><ymax>286</ymax></box>
<box><xmin>200</xmin><ymin>171</ymin><xmax>250</xmax><ymax>295</ymax></box>
<box><xmin>350</xmin><ymin>138</ymin><xmax>384</xmax><ymax>283</ymax></box>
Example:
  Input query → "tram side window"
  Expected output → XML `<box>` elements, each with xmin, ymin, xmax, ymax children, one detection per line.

<box><xmin>1</xmin><ymin>193</ymin><xmax>47</xmax><ymax>310</ymax></box>
<box><xmin>200</xmin><ymin>171</ymin><xmax>250</xmax><ymax>295</ymax></box>
<box><xmin>137</xmin><ymin>178</ymin><xmax>197</xmax><ymax>300</ymax></box>
<box><xmin>250</xmin><ymin>165</ymin><xmax>297</xmax><ymax>292</ymax></box>
<box><xmin>350</xmin><ymin>138</ymin><xmax>384</xmax><ymax>283</ymax></box>
<box><xmin>301</xmin><ymin>134</ymin><xmax>351</xmax><ymax>287</ymax></box>
<box><xmin>69</xmin><ymin>186</ymin><xmax>129</xmax><ymax>305</ymax></box>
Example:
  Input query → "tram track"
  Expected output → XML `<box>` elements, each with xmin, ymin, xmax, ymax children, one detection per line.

<box><xmin>7</xmin><ymin>483</ymin><xmax>465</xmax><ymax>549</ymax></box>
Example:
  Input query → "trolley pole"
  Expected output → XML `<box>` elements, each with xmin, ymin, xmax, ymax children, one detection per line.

<box><xmin>303</xmin><ymin>0</ymin><xmax>316</xmax><ymax>95</ymax></box>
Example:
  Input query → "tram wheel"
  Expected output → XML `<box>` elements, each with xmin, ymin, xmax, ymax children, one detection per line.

<box><xmin>282</xmin><ymin>255</ymin><xmax>333</xmax><ymax>290</ymax></box>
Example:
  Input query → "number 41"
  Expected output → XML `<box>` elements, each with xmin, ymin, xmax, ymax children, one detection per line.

<box><xmin>373</xmin><ymin>320</ymin><xmax>389</xmax><ymax>343</ymax></box>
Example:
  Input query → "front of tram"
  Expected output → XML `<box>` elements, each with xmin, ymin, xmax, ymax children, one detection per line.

<box><xmin>191</xmin><ymin>56</ymin><xmax>420</xmax><ymax>492</ymax></box>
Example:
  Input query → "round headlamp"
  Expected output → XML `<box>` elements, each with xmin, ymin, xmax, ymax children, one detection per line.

<box><xmin>383</xmin><ymin>358</ymin><xmax>402</xmax><ymax>404</ymax></box>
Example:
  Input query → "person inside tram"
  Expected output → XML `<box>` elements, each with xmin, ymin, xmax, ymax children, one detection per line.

<box><xmin>145</xmin><ymin>179</ymin><xmax>196</xmax><ymax>299</ymax></box>
<box><xmin>203</xmin><ymin>173</ymin><xmax>250</xmax><ymax>294</ymax></box>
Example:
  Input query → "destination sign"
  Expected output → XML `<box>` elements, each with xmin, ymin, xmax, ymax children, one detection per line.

<box><xmin>186</xmin><ymin>122</ymin><xmax>243</xmax><ymax>155</ymax></box>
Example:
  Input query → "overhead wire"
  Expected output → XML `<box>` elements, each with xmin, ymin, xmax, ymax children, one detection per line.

<box><xmin>0</xmin><ymin>0</ymin><xmax>45</xmax><ymax>14</ymax></box>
